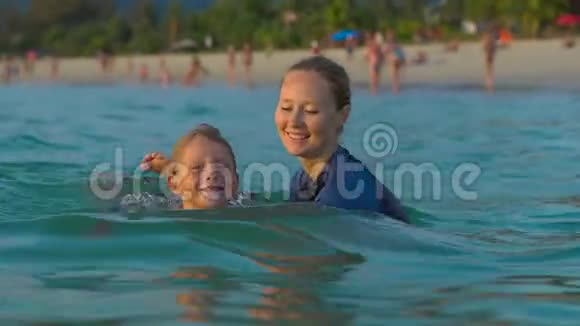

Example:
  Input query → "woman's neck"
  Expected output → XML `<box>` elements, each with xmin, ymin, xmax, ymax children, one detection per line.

<box><xmin>298</xmin><ymin>145</ymin><xmax>339</xmax><ymax>180</ymax></box>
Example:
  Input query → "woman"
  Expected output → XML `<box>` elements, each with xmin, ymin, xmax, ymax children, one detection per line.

<box><xmin>482</xmin><ymin>29</ymin><xmax>497</xmax><ymax>93</ymax></box>
<box><xmin>383</xmin><ymin>30</ymin><xmax>405</xmax><ymax>94</ymax></box>
<box><xmin>242</xmin><ymin>42</ymin><xmax>253</xmax><ymax>87</ymax></box>
<box><xmin>366</xmin><ymin>37</ymin><xmax>384</xmax><ymax>95</ymax></box>
<box><xmin>274</xmin><ymin>56</ymin><xmax>409</xmax><ymax>223</ymax></box>
<box><xmin>226</xmin><ymin>45</ymin><xmax>236</xmax><ymax>85</ymax></box>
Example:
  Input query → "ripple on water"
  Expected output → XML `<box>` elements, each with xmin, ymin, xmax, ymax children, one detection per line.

<box><xmin>129</xmin><ymin>103</ymin><xmax>165</xmax><ymax>112</ymax></box>
<box><xmin>3</xmin><ymin>134</ymin><xmax>80</xmax><ymax>151</ymax></box>
<box><xmin>77</xmin><ymin>131</ymin><xmax>119</xmax><ymax>143</ymax></box>
<box><xmin>1</xmin><ymin>85</ymin><xmax>580</xmax><ymax>325</ymax></box>
<box><xmin>181</xmin><ymin>103</ymin><xmax>213</xmax><ymax>117</ymax></box>
<box><xmin>99</xmin><ymin>113</ymin><xmax>134</xmax><ymax>122</ymax></box>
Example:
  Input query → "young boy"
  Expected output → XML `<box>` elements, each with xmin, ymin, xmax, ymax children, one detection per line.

<box><xmin>139</xmin><ymin>124</ymin><xmax>241</xmax><ymax>210</ymax></box>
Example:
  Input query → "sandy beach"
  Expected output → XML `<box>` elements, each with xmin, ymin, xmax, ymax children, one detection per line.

<box><xmin>8</xmin><ymin>38</ymin><xmax>580</xmax><ymax>90</ymax></box>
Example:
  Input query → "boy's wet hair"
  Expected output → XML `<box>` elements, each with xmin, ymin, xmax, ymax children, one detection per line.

<box><xmin>172</xmin><ymin>124</ymin><xmax>237</xmax><ymax>171</ymax></box>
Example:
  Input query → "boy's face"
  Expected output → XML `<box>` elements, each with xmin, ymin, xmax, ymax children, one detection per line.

<box><xmin>171</xmin><ymin>136</ymin><xmax>238</xmax><ymax>209</ymax></box>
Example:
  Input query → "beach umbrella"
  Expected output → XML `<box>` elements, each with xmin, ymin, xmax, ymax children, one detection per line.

<box><xmin>331</xmin><ymin>30</ymin><xmax>360</xmax><ymax>42</ymax></box>
<box><xmin>556</xmin><ymin>14</ymin><xmax>580</xmax><ymax>26</ymax></box>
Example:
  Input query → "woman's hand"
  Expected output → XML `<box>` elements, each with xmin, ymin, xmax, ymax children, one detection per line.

<box><xmin>140</xmin><ymin>152</ymin><xmax>170</xmax><ymax>174</ymax></box>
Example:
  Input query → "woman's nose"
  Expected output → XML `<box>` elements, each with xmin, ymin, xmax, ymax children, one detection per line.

<box><xmin>287</xmin><ymin>107</ymin><xmax>304</xmax><ymax>127</ymax></box>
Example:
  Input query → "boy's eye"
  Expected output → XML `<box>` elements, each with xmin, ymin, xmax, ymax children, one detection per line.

<box><xmin>280</xmin><ymin>105</ymin><xmax>292</xmax><ymax>111</ymax></box>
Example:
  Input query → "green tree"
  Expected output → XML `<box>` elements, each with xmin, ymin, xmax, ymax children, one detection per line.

<box><xmin>129</xmin><ymin>0</ymin><xmax>162</xmax><ymax>52</ymax></box>
<box><xmin>28</xmin><ymin>0</ymin><xmax>114</xmax><ymax>28</ymax></box>
<box><xmin>324</xmin><ymin>0</ymin><xmax>354</xmax><ymax>31</ymax></box>
<box><xmin>0</xmin><ymin>1</ymin><xmax>24</xmax><ymax>52</ymax></box>
<box><xmin>520</xmin><ymin>0</ymin><xmax>569</xmax><ymax>37</ymax></box>
<box><xmin>0</xmin><ymin>0</ymin><xmax>574</xmax><ymax>56</ymax></box>
<box><xmin>166</xmin><ymin>0</ymin><xmax>184</xmax><ymax>44</ymax></box>
<box><xmin>105</xmin><ymin>16</ymin><xmax>132</xmax><ymax>52</ymax></box>
<box><xmin>440</xmin><ymin>0</ymin><xmax>466</xmax><ymax>25</ymax></box>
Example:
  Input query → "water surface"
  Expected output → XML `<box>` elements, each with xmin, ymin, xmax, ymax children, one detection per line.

<box><xmin>1</xmin><ymin>84</ymin><xmax>580</xmax><ymax>325</ymax></box>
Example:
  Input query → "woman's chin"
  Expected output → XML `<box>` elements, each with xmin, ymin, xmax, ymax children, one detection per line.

<box><xmin>284</xmin><ymin>144</ymin><xmax>311</xmax><ymax>157</ymax></box>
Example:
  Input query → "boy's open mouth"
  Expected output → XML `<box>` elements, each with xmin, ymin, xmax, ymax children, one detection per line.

<box><xmin>200</xmin><ymin>185</ymin><xmax>226</xmax><ymax>201</ymax></box>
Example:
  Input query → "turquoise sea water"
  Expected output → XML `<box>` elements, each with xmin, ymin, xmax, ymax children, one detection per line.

<box><xmin>1</xmin><ymin>83</ymin><xmax>580</xmax><ymax>325</ymax></box>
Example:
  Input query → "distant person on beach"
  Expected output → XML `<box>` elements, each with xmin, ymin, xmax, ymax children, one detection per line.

<box><xmin>159</xmin><ymin>57</ymin><xmax>171</xmax><ymax>88</ymax></box>
<box><xmin>310</xmin><ymin>40</ymin><xmax>321</xmax><ymax>56</ymax></box>
<box><xmin>366</xmin><ymin>38</ymin><xmax>384</xmax><ymax>95</ymax></box>
<box><xmin>4</xmin><ymin>56</ymin><xmax>19</xmax><ymax>83</ymax></box>
<box><xmin>384</xmin><ymin>30</ymin><xmax>406</xmax><ymax>94</ymax></box>
<box><xmin>482</xmin><ymin>29</ymin><xmax>497</xmax><ymax>93</ymax></box>
<box><xmin>345</xmin><ymin>34</ymin><xmax>355</xmax><ymax>61</ymax></box>
<box><xmin>97</xmin><ymin>50</ymin><xmax>107</xmax><ymax>73</ymax></box>
<box><xmin>242</xmin><ymin>43</ymin><xmax>253</xmax><ymax>87</ymax></box>
<box><xmin>127</xmin><ymin>55</ymin><xmax>134</xmax><ymax>74</ymax></box>
<box><xmin>25</xmin><ymin>50</ymin><xmax>37</xmax><ymax>75</ymax></box>
<box><xmin>98</xmin><ymin>47</ymin><xmax>115</xmax><ymax>74</ymax></box>
<box><xmin>1</xmin><ymin>56</ymin><xmax>8</xmax><ymax>83</ymax></box>
<box><xmin>139</xmin><ymin>63</ymin><xmax>149</xmax><ymax>83</ymax></box>
<box><xmin>373</xmin><ymin>31</ymin><xmax>384</xmax><ymax>47</ymax></box>
<box><xmin>411</xmin><ymin>50</ymin><xmax>428</xmax><ymax>65</ymax></box>
<box><xmin>274</xmin><ymin>55</ymin><xmax>409</xmax><ymax>223</ymax></box>
<box><xmin>50</xmin><ymin>56</ymin><xmax>59</xmax><ymax>80</ymax></box>
<box><xmin>445</xmin><ymin>39</ymin><xmax>460</xmax><ymax>53</ymax></box>
<box><xmin>563</xmin><ymin>34</ymin><xmax>576</xmax><ymax>49</ymax></box>
<box><xmin>227</xmin><ymin>45</ymin><xmax>236</xmax><ymax>85</ymax></box>
<box><xmin>183</xmin><ymin>56</ymin><xmax>209</xmax><ymax>87</ymax></box>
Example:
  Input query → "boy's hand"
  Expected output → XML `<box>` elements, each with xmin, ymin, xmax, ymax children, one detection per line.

<box><xmin>140</xmin><ymin>152</ymin><xmax>170</xmax><ymax>174</ymax></box>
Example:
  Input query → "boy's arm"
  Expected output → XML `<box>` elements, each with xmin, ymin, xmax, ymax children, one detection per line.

<box><xmin>140</xmin><ymin>152</ymin><xmax>172</xmax><ymax>174</ymax></box>
<box><xmin>151</xmin><ymin>158</ymin><xmax>173</xmax><ymax>175</ymax></box>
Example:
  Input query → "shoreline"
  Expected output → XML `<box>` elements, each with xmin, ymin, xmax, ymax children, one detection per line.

<box><xmin>3</xmin><ymin>39</ymin><xmax>580</xmax><ymax>91</ymax></box>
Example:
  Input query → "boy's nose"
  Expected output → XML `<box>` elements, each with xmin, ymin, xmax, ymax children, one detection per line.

<box><xmin>205</xmin><ymin>171</ymin><xmax>219</xmax><ymax>181</ymax></box>
<box><xmin>203</xmin><ymin>165</ymin><xmax>225</xmax><ymax>181</ymax></box>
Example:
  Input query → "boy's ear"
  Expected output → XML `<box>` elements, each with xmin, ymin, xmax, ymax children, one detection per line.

<box><xmin>226</xmin><ymin>171</ymin><xmax>240</xmax><ymax>199</ymax></box>
<box><xmin>167</xmin><ymin>175</ymin><xmax>178</xmax><ymax>193</ymax></box>
<box><xmin>340</xmin><ymin>105</ymin><xmax>351</xmax><ymax>125</ymax></box>
<box><xmin>233</xmin><ymin>172</ymin><xmax>240</xmax><ymax>194</ymax></box>
<box><xmin>164</xmin><ymin>162</ymin><xmax>184</xmax><ymax>194</ymax></box>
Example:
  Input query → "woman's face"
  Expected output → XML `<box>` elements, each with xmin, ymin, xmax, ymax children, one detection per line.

<box><xmin>274</xmin><ymin>70</ymin><xmax>349</xmax><ymax>160</ymax></box>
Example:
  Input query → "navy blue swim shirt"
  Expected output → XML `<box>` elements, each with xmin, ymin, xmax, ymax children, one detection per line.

<box><xmin>289</xmin><ymin>146</ymin><xmax>410</xmax><ymax>223</ymax></box>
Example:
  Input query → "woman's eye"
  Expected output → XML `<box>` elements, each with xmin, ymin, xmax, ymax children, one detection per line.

<box><xmin>304</xmin><ymin>108</ymin><xmax>318</xmax><ymax>114</ymax></box>
<box><xmin>280</xmin><ymin>105</ymin><xmax>292</xmax><ymax>111</ymax></box>
<box><xmin>304</xmin><ymin>104</ymin><xmax>318</xmax><ymax>114</ymax></box>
